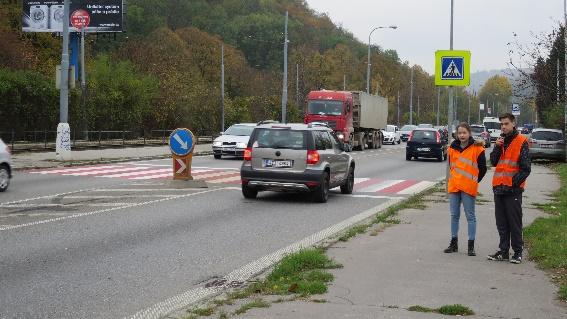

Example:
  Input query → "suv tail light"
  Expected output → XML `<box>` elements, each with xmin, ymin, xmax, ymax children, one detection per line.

<box><xmin>436</xmin><ymin>131</ymin><xmax>441</xmax><ymax>143</ymax></box>
<box><xmin>408</xmin><ymin>131</ymin><xmax>414</xmax><ymax>142</ymax></box>
<box><xmin>243</xmin><ymin>147</ymin><xmax>252</xmax><ymax>161</ymax></box>
<box><xmin>307</xmin><ymin>150</ymin><xmax>320</xmax><ymax>165</ymax></box>
<box><xmin>529</xmin><ymin>139</ymin><xmax>537</xmax><ymax>148</ymax></box>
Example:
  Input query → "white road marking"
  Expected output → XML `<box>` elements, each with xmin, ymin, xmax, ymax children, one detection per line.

<box><xmin>0</xmin><ymin>188</ymin><xmax>100</xmax><ymax>205</ymax></box>
<box><xmin>89</xmin><ymin>189</ymin><xmax>199</xmax><ymax>192</ymax></box>
<box><xmin>210</xmin><ymin>176</ymin><xmax>242</xmax><ymax>184</ymax></box>
<box><xmin>343</xmin><ymin>194</ymin><xmax>404</xmax><ymax>200</ymax></box>
<box><xmin>125</xmin><ymin>198</ymin><xmax>404</xmax><ymax>319</ymax></box>
<box><xmin>98</xmin><ymin>169</ymin><xmax>171</xmax><ymax>178</ymax></box>
<box><xmin>31</xmin><ymin>165</ymin><xmax>120</xmax><ymax>174</ymax></box>
<box><xmin>63</xmin><ymin>195</ymin><xmax>175</xmax><ymax>199</ymax></box>
<box><xmin>1</xmin><ymin>203</ymin><xmax>136</xmax><ymax>208</ymax></box>
<box><xmin>63</xmin><ymin>166</ymin><xmax>150</xmax><ymax>176</ymax></box>
<box><xmin>397</xmin><ymin>181</ymin><xmax>437</xmax><ymax>195</ymax></box>
<box><xmin>0</xmin><ymin>188</ymin><xmax>235</xmax><ymax>232</ymax></box>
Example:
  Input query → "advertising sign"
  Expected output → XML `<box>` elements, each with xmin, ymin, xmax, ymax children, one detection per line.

<box><xmin>23</xmin><ymin>0</ymin><xmax>123</xmax><ymax>33</ymax></box>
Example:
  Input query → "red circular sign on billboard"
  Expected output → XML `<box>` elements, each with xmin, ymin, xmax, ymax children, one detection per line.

<box><xmin>70</xmin><ymin>9</ymin><xmax>90</xmax><ymax>29</ymax></box>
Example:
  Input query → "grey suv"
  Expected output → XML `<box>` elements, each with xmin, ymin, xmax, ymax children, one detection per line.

<box><xmin>240</xmin><ymin>123</ymin><xmax>355</xmax><ymax>203</ymax></box>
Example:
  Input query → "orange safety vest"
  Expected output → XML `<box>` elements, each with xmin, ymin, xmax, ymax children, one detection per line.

<box><xmin>448</xmin><ymin>144</ymin><xmax>484</xmax><ymax>197</ymax></box>
<box><xmin>492</xmin><ymin>134</ymin><xmax>527</xmax><ymax>189</ymax></box>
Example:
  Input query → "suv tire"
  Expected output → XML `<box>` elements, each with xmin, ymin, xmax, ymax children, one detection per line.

<box><xmin>313</xmin><ymin>172</ymin><xmax>330</xmax><ymax>203</ymax></box>
<box><xmin>340</xmin><ymin>167</ymin><xmax>354</xmax><ymax>194</ymax></box>
<box><xmin>242</xmin><ymin>184</ymin><xmax>258</xmax><ymax>199</ymax></box>
<box><xmin>0</xmin><ymin>165</ymin><xmax>9</xmax><ymax>192</ymax></box>
<box><xmin>214</xmin><ymin>154</ymin><xmax>222</xmax><ymax>159</ymax></box>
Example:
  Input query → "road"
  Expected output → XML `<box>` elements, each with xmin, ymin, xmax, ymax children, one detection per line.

<box><xmin>0</xmin><ymin>144</ymin><xmax>449</xmax><ymax>319</ymax></box>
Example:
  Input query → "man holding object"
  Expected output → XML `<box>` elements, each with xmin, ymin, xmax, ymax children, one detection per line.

<box><xmin>488</xmin><ymin>113</ymin><xmax>531</xmax><ymax>264</ymax></box>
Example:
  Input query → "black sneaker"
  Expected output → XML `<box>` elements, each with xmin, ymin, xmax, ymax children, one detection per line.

<box><xmin>487</xmin><ymin>251</ymin><xmax>509</xmax><ymax>261</ymax></box>
<box><xmin>510</xmin><ymin>253</ymin><xmax>522</xmax><ymax>264</ymax></box>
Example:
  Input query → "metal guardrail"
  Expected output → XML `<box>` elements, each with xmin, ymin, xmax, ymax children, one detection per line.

<box><xmin>0</xmin><ymin>130</ymin><xmax>215</xmax><ymax>153</ymax></box>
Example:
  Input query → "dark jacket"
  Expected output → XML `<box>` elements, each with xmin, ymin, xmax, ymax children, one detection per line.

<box><xmin>449</xmin><ymin>137</ymin><xmax>488</xmax><ymax>183</ymax></box>
<box><xmin>490</xmin><ymin>130</ymin><xmax>531</xmax><ymax>195</ymax></box>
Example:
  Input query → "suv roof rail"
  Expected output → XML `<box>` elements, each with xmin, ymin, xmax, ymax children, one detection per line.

<box><xmin>308</xmin><ymin>122</ymin><xmax>330</xmax><ymax>128</ymax></box>
<box><xmin>257</xmin><ymin>120</ymin><xmax>279</xmax><ymax>125</ymax></box>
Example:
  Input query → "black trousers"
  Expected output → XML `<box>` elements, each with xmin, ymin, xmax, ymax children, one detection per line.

<box><xmin>494</xmin><ymin>194</ymin><xmax>523</xmax><ymax>254</ymax></box>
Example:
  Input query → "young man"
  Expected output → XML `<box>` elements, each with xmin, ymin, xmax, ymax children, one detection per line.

<box><xmin>488</xmin><ymin>113</ymin><xmax>531</xmax><ymax>264</ymax></box>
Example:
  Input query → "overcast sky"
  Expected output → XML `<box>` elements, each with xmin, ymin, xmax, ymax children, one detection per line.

<box><xmin>305</xmin><ymin>0</ymin><xmax>562</xmax><ymax>74</ymax></box>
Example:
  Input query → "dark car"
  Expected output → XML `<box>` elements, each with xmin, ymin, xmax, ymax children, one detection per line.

<box><xmin>406</xmin><ymin>128</ymin><xmax>448</xmax><ymax>162</ymax></box>
<box><xmin>399</xmin><ymin>125</ymin><xmax>417</xmax><ymax>142</ymax></box>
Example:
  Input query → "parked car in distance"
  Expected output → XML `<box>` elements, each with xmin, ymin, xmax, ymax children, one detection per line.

<box><xmin>470</xmin><ymin>124</ymin><xmax>491</xmax><ymax>148</ymax></box>
<box><xmin>529</xmin><ymin>128</ymin><xmax>566</xmax><ymax>161</ymax></box>
<box><xmin>383</xmin><ymin>125</ymin><xmax>401</xmax><ymax>144</ymax></box>
<box><xmin>434</xmin><ymin>126</ymin><xmax>449</xmax><ymax>140</ymax></box>
<box><xmin>417</xmin><ymin>123</ymin><xmax>434</xmax><ymax>128</ymax></box>
<box><xmin>212</xmin><ymin>123</ymin><xmax>257</xmax><ymax>159</ymax></box>
<box><xmin>406</xmin><ymin>128</ymin><xmax>448</xmax><ymax>162</ymax></box>
<box><xmin>521</xmin><ymin>127</ymin><xmax>530</xmax><ymax>135</ymax></box>
<box><xmin>399</xmin><ymin>125</ymin><xmax>417</xmax><ymax>142</ymax></box>
<box><xmin>483</xmin><ymin>117</ymin><xmax>501</xmax><ymax>142</ymax></box>
<box><xmin>240</xmin><ymin>123</ymin><xmax>355</xmax><ymax>203</ymax></box>
<box><xmin>0</xmin><ymin>138</ymin><xmax>12</xmax><ymax>192</ymax></box>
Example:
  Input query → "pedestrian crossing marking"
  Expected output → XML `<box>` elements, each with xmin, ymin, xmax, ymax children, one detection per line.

<box><xmin>27</xmin><ymin>164</ymin><xmax>435</xmax><ymax>195</ymax></box>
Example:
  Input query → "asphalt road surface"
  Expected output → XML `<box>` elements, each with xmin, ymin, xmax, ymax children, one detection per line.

<box><xmin>0</xmin><ymin>143</ymin><xmax>450</xmax><ymax>318</ymax></box>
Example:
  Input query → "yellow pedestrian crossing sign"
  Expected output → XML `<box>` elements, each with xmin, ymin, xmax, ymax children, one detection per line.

<box><xmin>435</xmin><ymin>50</ymin><xmax>471</xmax><ymax>86</ymax></box>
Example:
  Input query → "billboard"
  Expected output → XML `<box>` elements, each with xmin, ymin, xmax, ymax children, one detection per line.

<box><xmin>23</xmin><ymin>0</ymin><xmax>123</xmax><ymax>33</ymax></box>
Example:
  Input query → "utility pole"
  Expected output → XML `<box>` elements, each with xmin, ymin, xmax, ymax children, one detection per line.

<box><xmin>80</xmin><ymin>27</ymin><xmax>87</xmax><ymax>140</ymax></box>
<box><xmin>409</xmin><ymin>67</ymin><xmax>414</xmax><ymax>125</ymax></box>
<box><xmin>56</xmin><ymin>0</ymin><xmax>71</xmax><ymax>160</ymax></box>
<box><xmin>296</xmin><ymin>63</ymin><xmax>299</xmax><ymax>108</ymax></box>
<box><xmin>221</xmin><ymin>44</ymin><xmax>225</xmax><ymax>132</ymax></box>
<box><xmin>367</xmin><ymin>26</ymin><xmax>397</xmax><ymax>94</ymax></box>
<box><xmin>558</xmin><ymin>58</ymin><xmax>561</xmax><ymax>102</ymax></box>
<box><xmin>417</xmin><ymin>95</ymin><xmax>420</xmax><ymax>122</ymax></box>
<box><xmin>436</xmin><ymin>87</ymin><xmax>441</xmax><ymax>126</ymax></box>
<box><xmin>281</xmin><ymin>11</ymin><xmax>289</xmax><ymax>123</ymax></box>
<box><xmin>454</xmin><ymin>92</ymin><xmax>458</xmax><ymax>122</ymax></box>
<box><xmin>564</xmin><ymin>0</ymin><xmax>567</xmax><ymax>162</ymax></box>
<box><xmin>397</xmin><ymin>90</ymin><xmax>401</xmax><ymax>126</ymax></box>
<box><xmin>446</xmin><ymin>0</ymin><xmax>455</xmax><ymax>189</ymax></box>
<box><xmin>343</xmin><ymin>74</ymin><xmax>346</xmax><ymax>91</ymax></box>
<box><xmin>467</xmin><ymin>94</ymin><xmax>471</xmax><ymax>123</ymax></box>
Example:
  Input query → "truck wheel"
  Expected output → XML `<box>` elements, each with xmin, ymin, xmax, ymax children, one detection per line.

<box><xmin>359</xmin><ymin>135</ymin><xmax>366</xmax><ymax>151</ymax></box>
<box><xmin>340</xmin><ymin>167</ymin><xmax>354</xmax><ymax>194</ymax></box>
<box><xmin>313</xmin><ymin>172</ymin><xmax>330</xmax><ymax>203</ymax></box>
<box><xmin>242</xmin><ymin>184</ymin><xmax>258</xmax><ymax>199</ymax></box>
<box><xmin>0</xmin><ymin>165</ymin><xmax>9</xmax><ymax>192</ymax></box>
<box><xmin>377</xmin><ymin>134</ymin><xmax>382</xmax><ymax>149</ymax></box>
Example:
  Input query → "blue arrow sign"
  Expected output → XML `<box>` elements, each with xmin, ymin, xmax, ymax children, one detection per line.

<box><xmin>169</xmin><ymin>128</ymin><xmax>194</xmax><ymax>156</ymax></box>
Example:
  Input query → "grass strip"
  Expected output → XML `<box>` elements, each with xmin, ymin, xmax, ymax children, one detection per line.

<box><xmin>234</xmin><ymin>299</ymin><xmax>270</xmax><ymax>315</ymax></box>
<box><xmin>524</xmin><ymin>163</ymin><xmax>567</xmax><ymax>301</ymax></box>
<box><xmin>408</xmin><ymin>304</ymin><xmax>474</xmax><ymax>316</ymax></box>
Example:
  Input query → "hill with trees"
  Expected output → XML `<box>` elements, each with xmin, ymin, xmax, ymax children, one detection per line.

<box><xmin>0</xmin><ymin>0</ymin><xmax>480</xmax><ymax>138</ymax></box>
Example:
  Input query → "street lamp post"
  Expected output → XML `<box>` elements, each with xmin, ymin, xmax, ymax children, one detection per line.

<box><xmin>56</xmin><ymin>0</ymin><xmax>71</xmax><ymax>161</ymax></box>
<box><xmin>281</xmin><ymin>11</ymin><xmax>289</xmax><ymax>123</ymax></box>
<box><xmin>564</xmin><ymin>0</ymin><xmax>567</xmax><ymax>162</ymax></box>
<box><xmin>366</xmin><ymin>26</ymin><xmax>397</xmax><ymax>94</ymax></box>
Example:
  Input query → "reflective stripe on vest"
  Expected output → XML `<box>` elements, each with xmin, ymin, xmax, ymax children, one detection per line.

<box><xmin>492</xmin><ymin>134</ymin><xmax>527</xmax><ymax>189</ymax></box>
<box><xmin>448</xmin><ymin>145</ymin><xmax>483</xmax><ymax>197</ymax></box>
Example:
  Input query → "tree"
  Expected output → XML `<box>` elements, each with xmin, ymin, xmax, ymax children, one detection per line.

<box><xmin>478</xmin><ymin>75</ymin><xmax>513</xmax><ymax>116</ymax></box>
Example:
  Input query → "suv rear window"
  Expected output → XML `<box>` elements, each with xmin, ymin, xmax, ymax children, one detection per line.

<box><xmin>484</xmin><ymin>122</ymin><xmax>500</xmax><ymax>130</ymax></box>
<box><xmin>531</xmin><ymin>131</ymin><xmax>563</xmax><ymax>141</ymax></box>
<box><xmin>471</xmin><ymin>126</ymin><xmax>485</xmax><ymax>133</ymax></box>
<box><xmin>412</xmin><ymin>130</ymin><xmax>435</xmax><ymax>140</ymax></box>
<box><xmin>250</xmin><ymin>128</ymin><xmax>307</xmax><ymax>150</ymax></box>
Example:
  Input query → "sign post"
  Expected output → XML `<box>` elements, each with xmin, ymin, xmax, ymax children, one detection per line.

<box><xmin>169</xmin><ymin>128</ymin><xmax>196</xmax><ymax>181</ymax></box>
<box><xmin>512</xmin><ymin>104</ymin><xmax>521</xmax><ymax>116</ymax></box>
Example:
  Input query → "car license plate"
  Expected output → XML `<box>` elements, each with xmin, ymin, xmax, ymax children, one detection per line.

<box><xmin>263</xmin><ymin>159</ymin><xmax>293</xmax><ymax>168</ymax></box>
<box><xmin>417</xmin><ymin>147</ymin><xmax>430</xmax><ymax>152</ymax></box>
<box><xmin>540</xmin><ymin>144</ymin><xmax>553</xmax><ymax>149</ymax></box>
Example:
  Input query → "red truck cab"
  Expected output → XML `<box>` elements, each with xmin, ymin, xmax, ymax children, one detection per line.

<box><xmin>304</xmin><ymin>90</ymin><xmax>353</xmax><ymax>143</ymax></box>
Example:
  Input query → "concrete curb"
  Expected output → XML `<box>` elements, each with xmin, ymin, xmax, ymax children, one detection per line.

<box><xmin>13</xmin><ymin>151</ymin><xmax>214</xmax><ymax>171</ymax></box>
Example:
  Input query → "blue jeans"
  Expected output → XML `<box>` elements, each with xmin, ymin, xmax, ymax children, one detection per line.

<box><xmin>449</xmin><ymin>192</ymin><xmax>477</xmax><ymax>241</ymax></box>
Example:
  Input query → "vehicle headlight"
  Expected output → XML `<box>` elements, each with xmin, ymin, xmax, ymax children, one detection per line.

<box><xmin>213</xmin><ymin>141</ymin><xmax>222</xmax><ymax>147</ymax></box>
<box><xmin>337</xmin><ymin>133</ymin><xmax>345</xmax><ymax>140</ymax></box>
<box><xmin>236</xmin><ymin>142</ymin><xmax>247</xmax><ymax>148</ymax></box>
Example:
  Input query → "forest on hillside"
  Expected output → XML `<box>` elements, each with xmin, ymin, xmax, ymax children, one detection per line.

<box><xmin>0</xmin><ymin>0</ymin><xmax>480</xmax><ymax>137</ymax></box>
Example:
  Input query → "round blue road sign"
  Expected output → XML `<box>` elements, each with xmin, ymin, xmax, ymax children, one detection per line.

<box><xmin>169</xmin><ymin>128</ymin><xmax>195</xmax><ymax>156</ymax></box>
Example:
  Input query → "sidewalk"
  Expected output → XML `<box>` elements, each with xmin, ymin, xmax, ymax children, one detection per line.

<box><xmin>239</xmin><ymin>165</ymin><xmax>567</xmax><ymax>319</ymax></box>
<box><xmin>11</xmin><ymin>144</ymin><xmax>213</xmax><ymax>170</ymax></box>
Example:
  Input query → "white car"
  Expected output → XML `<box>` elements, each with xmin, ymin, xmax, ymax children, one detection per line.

<box><xmin>483</xmin><ymin>117</ymin><xmax>501</xmax><ymax>142</ymax></box>
<box><xmin>383</xmin><ymin>125</ymin><xmax>401</xmax><ymax>144</ymax></box>
<box><xmin>0</xmin><ymin>138</ymin><xmax>12</xmax><ymax>192</ymax></box>
<box><xmin>212</xmin><ymin>123</ymin><xmax>257</xmax><ymax>159</ymax></box>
